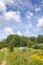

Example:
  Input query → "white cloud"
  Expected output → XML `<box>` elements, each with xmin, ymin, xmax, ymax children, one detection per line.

<box><xmin>4</xmin><ymin>27</ymin><xmax>14</xmax><ymax>35</ymax></box>
<box><xmin>0</xmin><ymin>1</ymin><xmax>6</xmax><ymax>26</ymax></box>
<box><xmin>37</xmin><ymin>16</ymin><xmax>43</xmax><ymax>28</ymax></box>
<box><xmin>35</xmin><ymin>16</ymin><xmax>43</xmax><ymax>32</ymax></box>
<box><xmin>0</xmin><ymin>0</ymin><xmax>14</xmax><ymax>4</ymax></box>
<box><xmin>0</xmin><ymin>1</ymin><xmax>6</xmax><ymax>13</ymax></box>
<box><xmin>35</xmin><ymin>28</ymin><xmax>40</xmax><ymax>32</ymax></box>
<box><xmin>31</xmin><ymin>34</ymin><xmax>35</xmax><ymax>37</ymax></box>
<box><xmin>16</xmin><ymin>31</ymin><xmax>22</xmax><ymax>36</ymax></box>
<box><xmin>0</xmin><ymin>15</ymin><xmax>6</xmax><ymax>26</ymax></box>
<box><xmin>22</xmin><ymin>23</ymin><xmax>32</xmax><ymax>29</ymax></box>
<box><xmin>0</xmin><ymin>0</ymin><xmax>21</xmax><ymax>25</ymax></box>
<box><xmin>0</xmin><ymin>27</ymin><xmax>14</xmax><ymax>41</ymax></box>
<box><xmin>0</xmin><ymin>11</ymin><xmax>21</xmax><ymax>26</ymax></box>
<box><xmin>0</xmin><ymin>27</ymin><xmax>13</xmax><ymax>41</ymax></box>
<box><xmin>28</xmin><ymin>23</ymin><xmax>32</xmax><ymax>28</ymax></box>
<box><xmin>25</xmin><ymin>28</ymin><xmax>35</xmax><ymax>37</ymax></box>
<box><xmin>4</xmin><ymin>11</ymin><xmax>21</xmax><ymax>22</ymax></box>
<box><xmin>35</xmin><ymin>7</ymin><xmax>41</xmax><ymax>12</ymax></box>
<box><xmin>26</xmin><ymin>11</ymin><xmax>33</xmax><ymax>19</ymax></box>
<box><xmin>25</xmin><ymin>29</ymin><xmax>31</xmax><ymax>36</ymax></box>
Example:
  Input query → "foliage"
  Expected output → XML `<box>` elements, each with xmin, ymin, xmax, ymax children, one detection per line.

<box><xmin>9</xmin><ymin>42</ymin><xmax>14</xmax><ymax>52</ymax></box>
<box><xmin>37</xmin><ymin>35</ymin><xmax>43</xmax><ymax>43</ymax></box>
<box><xmin>29</xmin><ymin>36</ymin><xmax>37</xmax><ymax>43</ymax></box>
<box><xmin>26</xmin><ymin>40</ymin><xmax>34</xmax><ymax>47</ymax></box>
<box><xmin>6</xmin><ymin>48</ymin><xmax>43</xmax><ymax>65</ymax></box>
<box><xmin>32</xmin><ymin>43</ymin><xmax>43</xmax><ymax>49</ymax></box>
<box><xmin>0</xmin><ymin>34</ymin><xmax>43</xmax><ymax>50</ymax></box>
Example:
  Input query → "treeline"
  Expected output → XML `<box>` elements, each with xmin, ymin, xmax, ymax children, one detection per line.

<box><xmin>0</xmin><ymin>34</ymin><xmax>43</xmax><ymax>49</ymax></box>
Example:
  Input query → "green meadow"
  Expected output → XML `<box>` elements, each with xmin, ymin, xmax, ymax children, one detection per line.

<box><xmin>0</xmin><ymin>47</ymin><xmax>43</xmax><ymax>65</ymax></box>
<box><xmin>0</xmin><ymin>50</ymin><xmax>4</xmax><ymax>64</ymax></box>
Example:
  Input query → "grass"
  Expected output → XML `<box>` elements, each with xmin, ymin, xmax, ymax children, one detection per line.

<box><xmin>0</xmin><ymin>48</ymin><xmax>43</xmax><ymax>65</ymax></box>
<box><xmin>6</xmin><ymin>47</ymin><xmax>43</xmax><ymax>65</ymax></box>
<box><xmin>0</xmin><ymin>49</ymin><xmax>4</xmax><ymax>64</ymax></box>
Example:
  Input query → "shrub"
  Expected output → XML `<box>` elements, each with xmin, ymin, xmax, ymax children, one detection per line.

<box><xmin>32</xmin><ymin>43</ymin><xmax>43</xmax><ymax>49</ymax></box>
<box><xmin>26</xmin><ymin>41</ymin><xmax>34</xmax><ymax>47</ymax></box>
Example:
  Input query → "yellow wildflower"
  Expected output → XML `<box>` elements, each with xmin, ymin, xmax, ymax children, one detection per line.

<box><xmin>12</xmin><ymin>52</ymin><xmax>17</xmax><ymax>58</ymax></box>
<box><xmin>31</xmin><ymin>54</ymin><xmax>43</xmax><ymax>62</ymax></box>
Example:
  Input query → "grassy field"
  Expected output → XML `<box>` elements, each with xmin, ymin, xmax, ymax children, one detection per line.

<box><xmin>0</xmin><ymin>49</ymin><xmax>4</xmax><ymax>64</ymax></box>
<box><xmin>6</xmin><ymin>47</ymin><xmax>43</xmax><ymax>65</ymax></box>
<box><xmin>0</xmin><ymin>47</ymin><xmax>43</xmax><ymax>65</ymax></box>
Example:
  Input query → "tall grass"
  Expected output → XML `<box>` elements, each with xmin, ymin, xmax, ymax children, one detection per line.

<box><xmin>6</xmin><ymin>47</ymin><xmax>43</xmax><ymax>65</ymax></box>
<box><xmin>0</xmin><ymin>50</ymin><xmax>4</xmax><ymax>64</ymax></box>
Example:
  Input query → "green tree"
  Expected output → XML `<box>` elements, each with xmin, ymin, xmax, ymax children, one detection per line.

<box><xmin>6</xmin><ymin>35</ymin><xmax>14</xmax><ymax>48</ymax></box>
<box><xmin>26</xmin><ymin>40</ymin><xmax>34</xmax><ymax>47</ymax></box>
<box><xmin>37</xmin><ymin>35</ymin><xmax>43</xmax><ymax>43</ymax></box>
<box><xmin>9</xmin><ymin>41</ymin><xmax>14</xmax><ymax>52</ymax></box>
<box><xmin>29</xmin><ymin>36</ymin><xmax>37</xmax><ymax>43</ymax></box>
<box><xmin>13</xmin><ymin>35</ymin><xmax>21</xmax><ymax>47</ymax></box>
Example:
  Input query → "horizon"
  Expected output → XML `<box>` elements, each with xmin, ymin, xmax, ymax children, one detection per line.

<box><xmin>0</xmin><ymin>34</ymin><xmax>43</xmax><ymax>42</ymax></box>
<box><xmin>0</xmin><ymin>0</ymin><xmax>43</xmax><ymax>41</ymax></box>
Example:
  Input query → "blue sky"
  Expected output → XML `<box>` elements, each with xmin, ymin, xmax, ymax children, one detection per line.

<box><xmin>0</xmin><ymin>0</ymin><xmax>43</xmax><ymax>40</ymax></box>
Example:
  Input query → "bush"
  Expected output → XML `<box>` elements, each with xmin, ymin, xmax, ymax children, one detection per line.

<box><xmin>26</xmin><ymin>41</ymin><xmax>34</xmax><ymax>47</ymax></box>
<box><xmin>32</xmin><ymin>43</ymin><xmax>43</xmax><ymax>49</ymax></box>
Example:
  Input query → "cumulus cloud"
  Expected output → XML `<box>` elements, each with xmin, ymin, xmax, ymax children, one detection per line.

<box><xmin>25</xmin><ymin>29</ymin><xmax>31</xmax><ymax>34</ymax></box>
<box><xmin>25</xmin><ymin>29</ymin><xmax>31</xmax><ymax>36</ymax></box>
<box><xmin>4</xmin><ymin>27</ymin><xmax>14</xmax><ymax>35</ymax></box>
<box><xmin>0</xmin><ymin>11</ymin><xmax>21</xmax><ymax>26</ymax></box>
<box><xmin>28</xmin><ymin>23</ymin><xmax>32</xmax><ymax>28</ymax></box>
<box><xmin>37</xmin><ymin>16</ymin><xmax>43</xmax><ymax>28</ymax></box>
<box><xmin>25</xmin><ymin>28</ymin><xmax>35</xmax><ymax>37</ymax></box>
<box><xmin>35</xmin><ymin>7</ymin><xmax>41</xmax><ymax>12</ymax></box>
<box><xmin>0</xmin><ymin>0</ymin><xmax>21</xmax><ymax>26</ymax></box>
<box><xmin>0</xmin><ymin>27</ymin><xmax>14</xmax><ymax>40</ymax></box>
<box><xmin>4</xmin><ymin>11</ymin><xmax>21</xmax><ymax>22</ymax></box>
<box><xmin>16</xmin><ymin>31</ymin><xmax>22</xmax><ymax>36</ymax></box>
<box><xmin>0</xmin><ymin>15</ymin><xmax>6</xmax><ymax>26</ymax></box>
<box><xmin>35</xmin><ymin>28</ymin><xmax>40</xmax><ymax>32</ymax></box>
<box><xmin>26</xmin><ymin>11</ymin><xmax>33</xmax><ymax>19</ymax></box>
<box><xmin>35</xmin><ymin>16</ymin><xmax>43</xmax><ymax>32</ymax></box>
<box><xmin>0</xmin><ymin>27</ymin><xmax>14</xmax><ymax>41</ymax></box>
<box><xmin>0</xmin><ymin>0</ymin><xmax>33</xmax><ymax>11</ymax></box>
<box><xmin>0</xmin><ymin>0</ymin><xmax>43</xmax><ymax>40</ymax></box>
<box><xmin>0</xmin><ymin>1</ymin><xmax>6</xmax><ymax>14</ymax></box>
<box><xmin>0</xmin><ymin>0</ymin><xmax>14</xmax><ymax>4</ymax></box>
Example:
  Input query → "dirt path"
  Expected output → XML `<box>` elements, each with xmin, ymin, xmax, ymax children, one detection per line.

<box><xmin>1</xmin><ymin>50</ymin><xmax>7</xmax><ymax>65</ymax></box>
